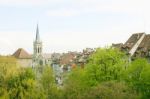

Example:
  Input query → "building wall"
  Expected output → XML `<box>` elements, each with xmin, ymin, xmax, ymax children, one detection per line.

<box><xmin>17</xmin><ymin>59</ymin><xmax>32</xmax><ymax>67</ymax></box>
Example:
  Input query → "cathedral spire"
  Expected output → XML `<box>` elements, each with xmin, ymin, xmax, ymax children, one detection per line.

<box><xmin>36</xmin><ymin>24</ymin><xmax>40</xmax><ymax>41</ymax></box>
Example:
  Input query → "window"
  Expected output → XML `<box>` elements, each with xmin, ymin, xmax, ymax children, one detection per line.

<box><xmin>38</xmin><ymin>47</ymin><xmax>39</xmax><ymax>53</ymax></box>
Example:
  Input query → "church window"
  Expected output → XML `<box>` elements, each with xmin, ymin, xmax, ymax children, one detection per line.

<box><xmin>38</xmin><ymin>47</ymin><xmax>40</xmax><ymax>53</ymax></box>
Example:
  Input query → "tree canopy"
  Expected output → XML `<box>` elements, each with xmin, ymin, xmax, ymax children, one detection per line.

<box><xmin>0</xmin><ymin>48</ymin><xmax>150</xmax><ymax>99</ymax></box>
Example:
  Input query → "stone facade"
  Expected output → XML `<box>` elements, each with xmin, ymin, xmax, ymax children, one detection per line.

<box><xmin>32</xmin><ymin>24</ymin><xmax>43</xmax><ymax>67</ymax></box>
<box><xmin>32</xmin><ymin>24</ymin><xmax>52</xmax><ymax>74</ymax></box>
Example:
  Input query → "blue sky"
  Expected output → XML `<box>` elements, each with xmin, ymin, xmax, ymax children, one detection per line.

<box><xmin>0</xmin><ymin>0</ymin><xmax>149</xmax><ymax>55</ymax></box>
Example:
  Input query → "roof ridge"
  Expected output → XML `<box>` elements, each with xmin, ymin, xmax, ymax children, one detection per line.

<box><xmin>12</xmin><ymin>48</ymin><xmax>31</xmax><ymax>59</ymax></box>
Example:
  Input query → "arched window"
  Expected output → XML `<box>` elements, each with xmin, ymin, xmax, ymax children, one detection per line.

<box><xmin>40</xmin><ymin>47</ymin><xmax>42</xmax><ymax>53</ymax></box>
<box><xmin>38</xmin><ymin>47</ymin><xmax>39</xmax><ymax>54</ymax></box>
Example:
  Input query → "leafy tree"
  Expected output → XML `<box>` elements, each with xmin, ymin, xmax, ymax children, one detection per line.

<box><xmin>0</xmin><ymin>56</ymin><xmax>18</xmax><ymax>98</ymax></box>
<box><xmin>6</xmin><ymin>68</ymin><xmax>45</xmax><ymax>99</ymax></box>
<box><xmin>124</xmin><ymin>58</ymin><xmax>150</xmax><ymax>98</ymax></box>
<box><xmin>63</xmin><ymin>48</ymin><xmax>139</xmax><ymax>99</ymax></box>
<box><xmin>64</xmin><ymin>68</ymin><xmax>140</xmax><ymax>99</ymax></box>
<box><xmin>125</xmin><ymin>59</ymin><xmax>147</xmax><ymax>90</ymax></box>
<box><xmin>1</xmin><ymin>49</ymin><xmax>150</xmax><ymax>99</ymax></box>
<box><xmin>84</xmin><ymin>48</ymin><xmax>127</xmax><ymax>86</ymax></box>
<box><xmin>40</xmin><ymin>66</ymin><xmax>62</xmax><ymax>99</ymax></box>
<box><xmin>63</xmin><ymin>68</ymin><xmax>88</xmax><ymax>99</ymax></box>
<box><xmin>79</xmin><ymin>81</ymin><xmax>140</xmax><ymax>99</ymax></box>
<box><xmin>0</xmin><ymin>56</ymin><xmax>45</xmax><ymax>99</ymax></box>
<box><xmin>125</xmin><ymin>59</ymin><xmax>147</xmax><ymax>82</ymax></box>
<box><xmin>140</xmin><ymin>65</ymin><xmax>150</xmax><ymax>98</ymax></box>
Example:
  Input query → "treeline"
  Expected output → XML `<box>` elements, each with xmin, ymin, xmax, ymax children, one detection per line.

<box><xmin>0</xmin><ymin>48</ymin><xmax>150</xmax><ymax>99</ymax></box>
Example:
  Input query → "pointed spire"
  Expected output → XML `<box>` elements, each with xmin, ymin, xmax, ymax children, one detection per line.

<box><xmin>36</xmin><ymin>24</ymin><xmax>40</xmax><ymax>41</ymax></box>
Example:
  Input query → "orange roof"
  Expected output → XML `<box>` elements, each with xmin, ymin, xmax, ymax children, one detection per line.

<box><xmin>12</xmin><ymin>48</ymin><xmax>31</xmax><ymax>59</ymax></box>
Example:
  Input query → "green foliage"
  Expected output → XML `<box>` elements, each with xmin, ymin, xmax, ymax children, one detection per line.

<box><xmin>84</xmin><ymin>48</ymin><xmax>127</xmax><ymax>86</ymax></box>
<box><xmin>124</xmin><ymin>58</ymin><xmax>150</xmax><ymax>98</ymax></box>
<box><xmin>63</xmin><ymin>48</ymin><xmax>141</xmax><ymax>99</ymax></box>
<box><xmin>0</xmin><ymin>57</ymin><xmax>45</xmax><ymax>99</ymax></box>
<box><xmin>7</xmin><ymin>68</ymin><xmax>37</xmax><ymax>99</ymax></box>
<box><xmin>39</xmin><ymin>66</ymin><xmax>62</xmax><ymax>99</ymax></box>
<box><xmin>1</xmin><ymin>48</ymin><xmax>150</xmax><ymax>99</ymax></box>
<box><xmin>0</xmin><ymin>57</ymin><xmax>18</xmax><ymax>98</ymax></box>
<box><xmin>80</xmin><ymin>81</ymin><xmax>140</xmax><ymax>99</ymax></box>
<box><xmin>125</xmin><ymin>59</ymin><xmax>147</xmax><ymax>82</ymax></box>
<box><xmin>63</xmin><ymin>68</ymin><xmax>88</xmax><ymax>99</ymax></box>
<box><xmin>140</xmin><ymin>65</ymin><xmax>150</xmax><ymax>98</ymax></box>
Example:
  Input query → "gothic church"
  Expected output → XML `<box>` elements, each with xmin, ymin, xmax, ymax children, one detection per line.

<box><xmin>12</xmin><ymin>25</ymin><xmax>51</xmax><ymax>68</ymax></box>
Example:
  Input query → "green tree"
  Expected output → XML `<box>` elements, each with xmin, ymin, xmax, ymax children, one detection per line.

<box><xmin>80</xmin><ymin>81</ymin><xmax>140</xmax><ymax>99</ymax></box>
<box><xmin>64</xmin><ymin>67</ymin><xmax>140</xmax><ymax>99</ymax></box>
<box><xmin>6</xmin><ymin>68</ymin><xmax>45</xmax><ymax>99</ymax></box>
<box><xmin>125</xmin><ymin>59</ymin><xmax>147</xmax><ymax>90</ymax></box>
<box><xmin>125</xmin><ymin>59</ymin><xmax>147</xmax><ymax>82</ymax></box>
<box><xmin>63</xmin><ymin>68</ymin><xmax>88</xmax><ymax>99</ymax></box>
<box><xmin>124</xmin><ymin>58</ymin><xmax>150</xmax><ymax>98</ymax></box>
<box><xmin>140</xmin><ymin>65</ymin><xmax>150</xmax><ymax>98</ymax></box>
<box><xmin>0</xmin><ymin>57</ymin><xmax>45</xmax><ymax>99</ymax></box>
<box><xmin>0</xmin><ymin>56</ymin><xmax>18</xmax><ymax>98</ymax></box>
<box><xmin>84</xmin><ymin>48</ymin><xmax>127</xmax><ymax>86</ymax></box>
<box><xmin>63</xmin><ymin>48</ymin><xmax>138</xmax><ymax>99</ymax></box>
<box><xmin>40</xmin><ymin>66</ymin><xmax>62</xmax><ymax>99</ymax></box>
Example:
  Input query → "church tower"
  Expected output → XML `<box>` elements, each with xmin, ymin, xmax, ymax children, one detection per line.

<box><xmin>33</xmin><ymin>24</ymin><xmax>42</xmax><ymax>57</ymax></box>
<box><xmin>33</xmin><ymin>24</ymin><xmax>43</xmax><ymax>68</ymax></box>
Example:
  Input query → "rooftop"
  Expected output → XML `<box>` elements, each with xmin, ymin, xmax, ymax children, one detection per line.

<box><xmin>12</xmin><ymin>48</ymin><xmax>31</xmax><ymax>59</ymax></box>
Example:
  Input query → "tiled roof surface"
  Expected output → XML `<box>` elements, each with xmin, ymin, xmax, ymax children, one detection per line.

<box><xmin>139</xmin><ymin>34</ymin><xmax>150</xmax><ymax>51</ymax></box>
<box><xmin>12</xmin><ymin>48</ymin><xmax>31</xmax><ymax>59</ymax></box>
<box><xmin>112</xmin><ymin>43</ymin><xmax>123</xmax><ymax>49</ymax></box>
<box><xmin>123</xmin><ymin>33</ymin><xmax>145</xmax><ymax>49</ymax></box>
<box><xmin>60</xmin><ymin>52</ymin><xmax>76</xmax><ymax>65</ymax></box>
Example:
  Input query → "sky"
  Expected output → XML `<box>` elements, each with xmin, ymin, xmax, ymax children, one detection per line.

<box><xmin>0</xmin><ymin>0</ymin><xmax>150</xmax><ymax>55</ymax></box>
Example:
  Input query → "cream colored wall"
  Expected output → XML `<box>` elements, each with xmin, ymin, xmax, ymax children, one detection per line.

<box><xmin>17</xmin><ymin>59</ymin><xmax>32</xmax><ymax>67</ymax></box>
